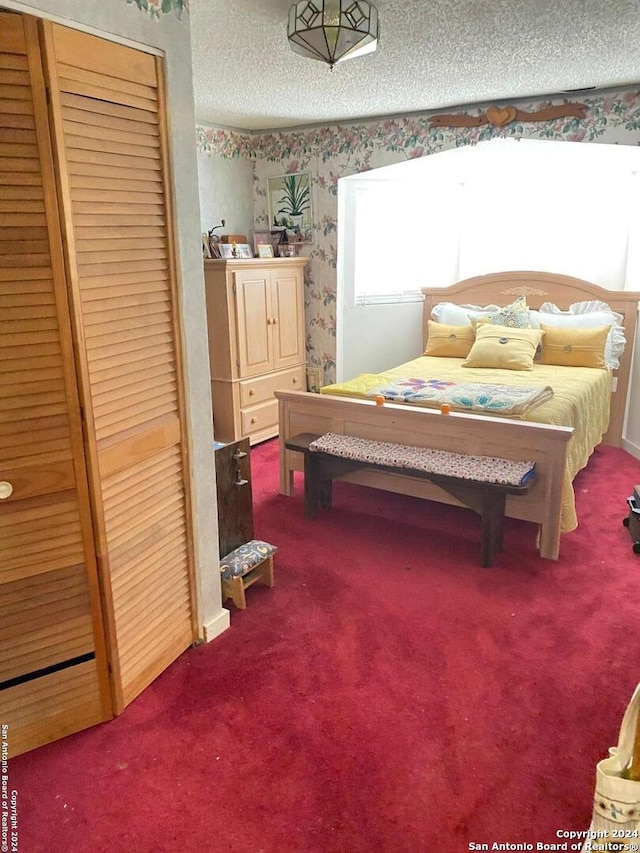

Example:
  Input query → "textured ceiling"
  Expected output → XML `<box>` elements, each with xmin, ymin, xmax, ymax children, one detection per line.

<box><xmin>190</xmin><ymin>0</ymin><xmax>640</xmax><ymax>131</ymax></box>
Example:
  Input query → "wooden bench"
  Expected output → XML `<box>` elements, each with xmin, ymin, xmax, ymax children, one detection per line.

<box><xmin>284</xmin><ymin>432</ymin><xmax>537</xmax><ymax>568</ymax></box>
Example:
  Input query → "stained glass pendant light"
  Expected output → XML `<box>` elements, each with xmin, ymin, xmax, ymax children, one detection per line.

<box><xmin>288</xmin><ymin>1</ymin><xmax>379</xmax><ymax>69</ymax></box>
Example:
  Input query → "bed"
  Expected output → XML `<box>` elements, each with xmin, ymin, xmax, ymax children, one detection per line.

<box><xmin>276</xmin><ymin>271</ymin><xmax>640</xmax><ymax>559</ymax></box>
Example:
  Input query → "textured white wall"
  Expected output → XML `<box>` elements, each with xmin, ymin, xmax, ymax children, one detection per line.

<box><xmin>197</xmin><ymin>151</ymin><xmax>254</xmax><ymax>241</ymax></box>
<box><xmin>624</xmin><ymin>317</ymin><xmax>640</xmax><ymax>458</ymax></box>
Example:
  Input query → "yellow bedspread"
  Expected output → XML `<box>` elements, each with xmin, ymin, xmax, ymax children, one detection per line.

<box><xmin>321</xmin><ymin>356</ymin><xmax>612</xmax><ymax>533</ymax></box>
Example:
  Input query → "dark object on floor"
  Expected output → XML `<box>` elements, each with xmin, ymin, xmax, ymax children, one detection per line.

<box><xmin>623</xmin><ymin>485</ymin><xmax>640</xmax><ymax>554</ymax></box>
<box><xmin>215</xmin><ymin>437</ymin><xmax>276</xmax><ymax>608</ymax></box>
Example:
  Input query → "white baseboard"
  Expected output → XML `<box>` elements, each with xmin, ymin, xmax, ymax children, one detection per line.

<box><xmin>622</xmin><ymin>437</ymin><xmax>640</xmax><ymax>461</ymax></box>
<box><xmin>200</xmin><ymin>608</ymin><xmax>230</xmax><ymax>643</ymax></box>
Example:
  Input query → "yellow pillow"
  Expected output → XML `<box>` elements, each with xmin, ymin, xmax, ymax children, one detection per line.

<box><xmin>462</xmin><ymin>324</ymin><xmax>544</xmax><ymax>371</ymax></box>
<box><xmin>424</xmin><ymin>321</ymin><xmax>474</xmax><ymax>357</ymax></box>
<box><xmin>538</xmin><ymin>323</ymin><xmax>610</xmax><ymax>368</ymax></box>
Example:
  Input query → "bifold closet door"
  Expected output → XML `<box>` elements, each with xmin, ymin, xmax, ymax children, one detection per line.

<box><xmin>0</xmin><ymin>13</ymin><xmax>111</xmax><ymax>756</ymax></box>
<box><xmin>42</xmin><ymin>23</ymin><xmax>196</xmax><ymax>711</ymax></box>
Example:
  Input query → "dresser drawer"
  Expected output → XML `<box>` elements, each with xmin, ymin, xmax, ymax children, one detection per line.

<box><xmin>239</xmin><ymin>366</ymin><xmax>305</xmax><ymax>407</ymax></box>
<box><xmin>241</xmin><ymin>399</ymin><xmax>278</xmax><ymax>437</ymax></box>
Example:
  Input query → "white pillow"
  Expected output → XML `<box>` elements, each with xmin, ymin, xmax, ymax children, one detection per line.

<box><xmin>432</xmin><ymin>301</ymin><xmax>499</xmax><ymax>326</ymax></box>
<box><xmin>529</xmin><ymin>300</ymin><xmax>625</xmax><ymax>369</ymax></box>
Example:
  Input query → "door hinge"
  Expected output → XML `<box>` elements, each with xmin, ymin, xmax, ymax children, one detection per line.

<box><xmin>232</xmin><ymin>282</ymin><xmax>237</xmax><ymax>294</ymax></box>
<box><xmin>236</xmin><ymin>358</ymin><xmax>240</xmax><ymax>370</ymax></box>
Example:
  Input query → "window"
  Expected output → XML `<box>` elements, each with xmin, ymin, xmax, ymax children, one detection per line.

<box><xmin>346</xmin><ymin>179</ymin><xmax>461</xmax><ymax>305</ymax></box>
<box><xmin>340</xmin><ymin>139</ymin><xmax>639</xmax><ymax>308</ymax></box>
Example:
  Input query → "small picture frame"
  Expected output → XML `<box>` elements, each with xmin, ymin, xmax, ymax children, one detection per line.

<box><xmin>306</xmin><ymin>367</ymin><xmax>323</xmax><ymax>393</ymax></box>
<box><xmin>253</xmin><ymin>230</ymin><xmax>272</xmax><ymax>252</ymax></box>
<box><xmin>257</xmin><ymin>243</ymin><xmax>274</xmax><ymax>259</ymax></box>
<box><xmin>253</xmin><ymin>229</ymin><xmax>283</xmax><ymax>256</ymax></box>
<box><xmin>219</xmin><ymin>243</ymin><xmax>253</xmax><ymax>259</ymax></box>
<box><xmin>235</xmin><ymin>243</ymin><xmax>253</xmax><ymax>259</ymax></box>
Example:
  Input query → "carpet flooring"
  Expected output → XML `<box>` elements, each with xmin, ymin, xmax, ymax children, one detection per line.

<box><xmin>9</xmin><ymin>440</ymin><xmax>640</xmax><ymax>852</ymax></box>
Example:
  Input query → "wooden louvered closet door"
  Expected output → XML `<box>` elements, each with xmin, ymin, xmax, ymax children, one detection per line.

<box><xmin>0</xmin><ymin>13</ymin><xmax>111</xmax><ymax>756</ymax></box>
<box><xmin>42</xmin><ymin>24</ymin><xmax>196</xmax><ymax>712</ymax></box>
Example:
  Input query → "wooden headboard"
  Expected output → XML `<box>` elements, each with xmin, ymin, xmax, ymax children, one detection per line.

<box><xmin>422</xmin><ymin>271</ymin><xmax>640</xmax><ymax>447</ymax></box>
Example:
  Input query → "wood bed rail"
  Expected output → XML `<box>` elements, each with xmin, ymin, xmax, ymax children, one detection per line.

<box><xmin>276</xmin><ymin>390</ymin><xmax>573</xmax><ymax>560</ymax></box>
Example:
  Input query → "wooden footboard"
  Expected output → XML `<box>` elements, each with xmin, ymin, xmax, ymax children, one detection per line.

<box><xmin>276</xmin><ymin>390</ymin><xmax>573</xmax><ymax>560</ymax></box>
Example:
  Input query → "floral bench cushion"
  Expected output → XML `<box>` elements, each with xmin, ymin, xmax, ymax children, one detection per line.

<box><xmin>309</xmin><ymin>433</ymin><xmax>536</xmax><ymax>487</ymax></box>
<box><xmin>219</xmin><ymin>540</ymin><xmax>277</xmax><ymax>580</ymax></box>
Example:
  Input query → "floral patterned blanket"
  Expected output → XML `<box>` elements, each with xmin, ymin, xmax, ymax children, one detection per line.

<box><xmin>366</xmin><ymin>377</ymin><xmax>554</xmax><ymax>416</ymax></box>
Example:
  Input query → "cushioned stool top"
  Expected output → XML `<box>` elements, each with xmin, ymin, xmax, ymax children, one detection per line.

<box><xmin>309</xmin><ymin>433</ymin><xmax>535</xmax><ymax>487</ymax></box>
<box><xmin>220</xmin><ymin>540</ymin><xmax>277</xmax><ymax>580</ymax></box>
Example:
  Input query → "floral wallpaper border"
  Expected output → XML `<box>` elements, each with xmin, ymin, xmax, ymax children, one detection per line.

<box><xmin>126</xmin><ymin>0</ymin><xmax>188</xmax><ymax>20</ymax></box>
<box><xmin>196</xmin><ymin>126</ymin><xmax>255</xmax><ymax>160</ymax></box>
<box><xmin>196</xmin><ymin>90</ymin><xmax>640</xmax><ymax>383</ymax></box>
<box><xmin>197</xmin><ymin>93</ymin><xmax>640</xmax><ymax>160</ymax></box>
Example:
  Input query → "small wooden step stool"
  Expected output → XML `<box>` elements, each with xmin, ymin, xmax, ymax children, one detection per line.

<box><xmin>220</xmin><ymin>540</ymin><xmax>276</xmax><ymax>610</ymax></box>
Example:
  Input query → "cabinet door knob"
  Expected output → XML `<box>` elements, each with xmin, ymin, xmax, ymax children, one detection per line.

<box><xmin>292</xmin><ymin>376</ymin><xmax>298</xmax><ymax>384</ymax></box>
<box><xmin>272</xmin><ymin>317</ymin><xmax>278</xmax><ymax>325</ymax></box>
<box><xmin>251</xmin><ymin>417</ymin><xmax>257</xmax><ymax>424</ymax></box>
<box><xmin>249</xmin><ymin>389</ymin><xmax>255</xmax><ymax>395</ymax></box>
<box><xmin>266</xmin><ymin>318</ymin><xmax>272</xmax><ymax>325</ymax></box>
<box><xmin>0</xmin><ymin>481</ymin><xmax>13</xmax><ymax>499</ymax></box>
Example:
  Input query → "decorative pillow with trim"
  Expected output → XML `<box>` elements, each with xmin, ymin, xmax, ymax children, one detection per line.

<box><xmin>424</xmin><ymin>320</ymin><xmax>475</xmax><ymax>357</ymax></box>
<box><xmin>432</xmin><ymin>296</ymin><xmax>531</xmax><ymax>329</ymax></box>
<box><xmin>471</xmin><ymin>295</ymin><xmax>532</xmax><ymax>329</ymax></box>
<box><xmin>462</xmin><ymin>324</ymin><xmax>544</xmax><ymax>371</ymax></box>
<box><xmin>529</xmin><ymin>300</ymin><xmax>625</xmax><ymax>369</ymax></box>
<box><xmin>538</xmin><ymin>323</ymin><xmax>610</xmax><ymax>368</ymax></box>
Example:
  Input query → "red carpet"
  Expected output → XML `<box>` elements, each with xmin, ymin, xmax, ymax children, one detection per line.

<box><xmin>9</xmin><ymin>441</ymin><xmax>640</xmax><ymax>852</ymax></box>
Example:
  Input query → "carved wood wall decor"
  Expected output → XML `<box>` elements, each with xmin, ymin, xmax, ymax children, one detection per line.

<box><xmin>430</xmin><ymin>102</ymin><xmax>587</xmax><ymax>129</ymax></box>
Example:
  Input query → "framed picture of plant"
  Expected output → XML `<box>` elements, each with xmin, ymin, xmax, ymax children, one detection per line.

<box><xmin>267</xmin><ymin>172</ymin><xmax>313</xmax><ymax>244</ymax></box>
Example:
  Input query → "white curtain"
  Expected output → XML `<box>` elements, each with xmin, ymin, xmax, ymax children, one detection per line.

<box><xmin>350</xmin><ymin>141</ymin><xmax>640</xmax><ymax>303</ymax></box>
<box><xmin>353</xmin><ymin>180</ymin><xmax>461</xmax><ymax>304</ymax></box>
<box><xmin>457</xmin><ymin>170</ymin><xmax>635</xmax><ymax>288</ymax></box>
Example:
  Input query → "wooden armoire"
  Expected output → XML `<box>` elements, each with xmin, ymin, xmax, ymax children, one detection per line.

<box><xmin>204</xmin><ymin>257</ymin><xmax>308</xmax><ymax>444</ymax></box>
<box><xmin>0</xmin><ymin>12</ymin><xmax>197</xmax><ymax>756</ymax></box>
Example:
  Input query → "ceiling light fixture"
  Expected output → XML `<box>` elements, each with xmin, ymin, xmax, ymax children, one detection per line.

<box><xmin>288</xmin><ymin>1</ymin><xmax>379</xmax><ymax>70</ymax></box>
